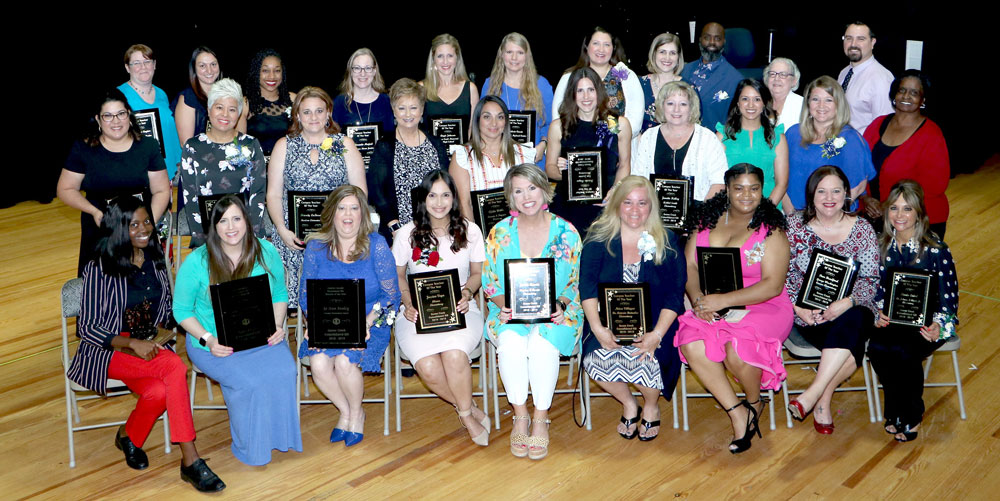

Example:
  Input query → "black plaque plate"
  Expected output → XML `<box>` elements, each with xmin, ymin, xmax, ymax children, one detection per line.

<box><xmin>566</xmin><ymin>150</ymin><xmax>604</xmax><ymax>202</ymax></box>
<box><xmin>198</xmin><ymin>192</ymin><xmax>248</xmax><ymax>233</ymax></box>
<box><xmin>408</xmin><ymin>268</ymin><xmax>466</xmax><ymax>334</ymax></box>
<box><xmin>599</xmin><ymin>282</ymin><xmax>652</xmax><ymax>344</ymax></box>
<box><xmin>134</xmin><ymin>108</ymin><xmax>166</xmax><ymax>158</ymax></box>
<box><xmin>288</xmin><ymin>190</ymin><xmax>331</xmax><ymax>240</ymax></box>
<box><xmin>796</xmin><ymin>249</ymin><xmax>858</xmax><ymax>310</ymax></box>
<box><xmin>504</xmin><ymin>258</ymin><xmax>556</xmax><ymax>324</ymax></box>
<box><xmin>209</xmin><ymin>274</ymin><xmax>275</xmax><ymax>352</ymax></box>
<box><xmin>650</xmin><ymin>175</ymin><xmax>690</xmax><ymax>231</ymax></box>
<box><xmin>884</xmin><ymin>268</ymin><xmax>934</xmax><ymax>327</ymax></box>
<box><xmin>471</xmin><ymin>187</ymin><xmax>509</xmax><ymax>235</ymax></box>
<box><xmin>508</xmin><ymin>110</ymin><xmax>536</xmax><ymax>145</ymax></box>
<box><xmin>346</xmin><ymin>123</ymin><xmax>382</xmax><ymax>170</ymax></box>
<box><xmin>431</xmin><ymin>116</ymin><xmax>465</xmax><ymax>146</ymax></box>
<box><xmin>697</xmin><ymin>246</ymin><xmax>746</xmax><ymax>314</ymax></box>
<box><xmin>306</xmin><ymin>279</ymin><xmax>366</xmax><ymax>349</ymax></box>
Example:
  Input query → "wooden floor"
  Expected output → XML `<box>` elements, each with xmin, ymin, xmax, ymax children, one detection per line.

<box><xmin>3</xmin><ymin>159</ymin><xmax>999</xmax><ymax>500</ymax></box>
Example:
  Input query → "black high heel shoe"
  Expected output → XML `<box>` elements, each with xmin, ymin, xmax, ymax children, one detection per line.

<box><xmin>895</xmin><ymin>422</ymin><xmax>919</xmax><ymax>442</ymax></box>
<box><xmin>726</xmin><ymin>400</ymin><xmax>761</xmax><ymax>454</ymax></box>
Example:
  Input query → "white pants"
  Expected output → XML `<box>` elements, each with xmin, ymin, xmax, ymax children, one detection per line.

<box><xmin>496</xmin><ymin>328</ymin><xmax>561</xmax><ymax>409</ymax></box>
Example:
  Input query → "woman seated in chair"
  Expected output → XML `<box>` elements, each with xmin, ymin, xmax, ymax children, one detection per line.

<box><xmin>785</xmin><ymin>166</ymin><xmax>879</xmax><ymax>433</ymax></box>
<box><xmin>298</xmin><ymin>185</ymin><xmax>401</xmax><ymax>447</ymax></box>
<box><xmin>67</xmin><ymin>196</ymin><xmax>224</xmax><ymax>491</ymax></box>
<box><xmin>868</xmin><ymin>180</ymin><xmax>958</xmax><ymax>442</ymax></box>
<box><xmin>674</xmin><ymin>164</ymin><xmax>792</xmax><ymax>453</ymax></box>
<box><xmin>391</xmin><ymin>170</ymin><xmax>490</xmax><ymax>446</ymax></box>
<box><xmin>580</xmin><ymin>175</ymin><xmax>686</xmax><ymax>442</ymax></box>
<box><xmin>174</xmin><ymin>194</ymin><xmax>301</xmax><ymax>466</ymax></box>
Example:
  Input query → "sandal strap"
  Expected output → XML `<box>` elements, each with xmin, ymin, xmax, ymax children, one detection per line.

<box><xmin>527</xmin><ymin>435</ymin><xmax>549</xmax><ymax>448</ymax></box>
<box><xmin>640</xmin><ymin>419</ymin><xmax>661</xmax><ymax>429</ymax></box>
<box><xmin>532</xmin><ymin>418</ymin><xmax>552</xmax><ymax>425</ymax></box>
<box><xmin>620</xmin><ymin>415</ymin><xmax>640</xmax><ymax>425</ymax></box>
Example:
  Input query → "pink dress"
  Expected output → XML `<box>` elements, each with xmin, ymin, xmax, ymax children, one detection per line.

<box><xmin>674</xmin><ymin>226</ymin><xmax>793</xmax><ymax>390</ymax></box>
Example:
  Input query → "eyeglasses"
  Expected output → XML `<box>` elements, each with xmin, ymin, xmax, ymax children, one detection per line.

<box><xmin>767</xmin><ymin>71</ymin><xmax>793</xmax><ymax>79</ymax></box>
<box><xmin>128</xmin><ymin>60</ymin><xmax>155</xmax><ymax>68</ymax></box>
<box><xmin>351</xmin><ymin>65</ymin><xmax>375</xmax><ymax>74</ymax></box>
<box><xmin>100</xmin><ymin>110</ymin><xmax>129</xmax><ymax>122</ymax></box>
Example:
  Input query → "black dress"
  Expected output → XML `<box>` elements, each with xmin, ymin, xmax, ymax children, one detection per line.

<box><xmin>247</xmin><ymin>99</ymin><xmax>292</xmax><ymax>156</ymax></box>
<box><xmin>549</xmin><ymin>119</ymin><xmax>620</xmax><ymax>235</ymax></box>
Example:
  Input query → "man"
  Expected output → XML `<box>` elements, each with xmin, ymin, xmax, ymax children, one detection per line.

<box><xmin>681</xmin><ymin>22</ymin><xmax>743</xmax><ymax>130</ymax></box>
<box><xmin>838</xmin><ymin>22</ymin><xmax>894</xmax><ymax>133</ymax></box>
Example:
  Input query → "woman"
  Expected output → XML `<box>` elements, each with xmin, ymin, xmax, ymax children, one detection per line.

<box><xmin>868</xmin><ymin>180</ymin><xmax>958</xmax><ymax>442</ymax></box>
<box><xmin>267</xmin><ymin>86</ymin><xmax>366</xmax><ymax>309</ymax></box>
<box><xmin>422</xmin><ymin>34</ymin><xmax>479</xmax><ymax>125</ymax></box>
<box><xmin>580</xmin><ymin>176</ymin><xmax>685</xmax><ymax>442</ymax></box>
<box><xmin>639</xmin><ymin>33</ymin><xmax>685</xmax><ymax>134</ymax></box>
<box><xmin>785</xmin><ymin>166</ymin><xmax>879</xmax><ymax>433</ymax></box>
<box><xmin>675</xmin><ymin>165</ymin><xmax>792</xmax><ymax>453</ymax></box>
<box><xmin>482</xmin><ymin>32</ymin><xmax>553</xmax><ymax>163</ymax></box>
<box><xmin>117</xmin><ymin>44</ymin><xmax>182</xmax><ymax>179</ymax></box>
<box><xmin>784</xmin><ymin>76</ymin><xmax>875</xmax><ymax>214</ymax></box>
<box><xmin>174</xmin><ymin>47</ymin><xmax>246</xmax><ymax>148</ymax></box>
<box><xmin>450</xmin><ymin>96</ymin><xmax>536</xmax><ymax>221</ymax></box>
<box><xmin>67</xmin><ymin>197</ymin><xmax>224</xmax><ymax>491</ymax></box>
<box><xmin>716</xmin><ymin>79</ymin><xmax>789</xmax><ymax>206</ymax></box>
<box><xmin>552</xmin><ymin>27</ymin><xmax>643</xmax><ymax>143</ymax></box>
<box><xmin>173</xmin><ymin>194</ymin><xmax>301</xmax><ymax>465</ymax></box>
<box><xmin>367</xmin><ymin>78</ymin><xmax>451</xmax><ymax>244</ymax></box>
<box><xmin>764</xmin><ymin>57</ymin><xmax>803</xmax><ymax>130</ymax></box>
<box><xmin>861</xmin><ymin>70</ymin><xmax>950</xmax><ymax>238</ymax></box>
<box><xmin>179</xmin><ymin>78</ymin><xmax>267</xmax><ymax>248</ymax></box>
<box><xmin>58</xmin><ymin>89</ymin><xmax>170</xmax><ymax>275</ymax></box>
<box><xmin>333</xmin><ymin>48</ymin><xmax>395</xmax><ymax>135</ymax></box>
<box><xmin>483</xmin><ymin>164</ymin><xmax>583</xmax><ymax>460</ymax></box>
<box><xmin>391</xmin><ymin>170</ymin><xmax>490</xmax><ymax>445</ymax></box>
<box><xmin>299</xmin><ymin>185</ymin><xmax>401</xmax><ymax>447</ymax></box>
<box><xmin>244</xmin><ymin>49</ymin><xmax>295</xmax><ymax>156</ymax></box>
<box><xmin>546</xmin><ymin>67</ymin><xmax>632</xmax><ymax>235</ymax></box>
<box><xmin>632</xmin><ymin>80</ymin><xmax>727</xmax><ymax>202</ymax></box>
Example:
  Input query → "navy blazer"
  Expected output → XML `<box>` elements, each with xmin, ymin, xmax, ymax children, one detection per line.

<box><xmin>66</xmin><ymin>258</ymin><xmax>173</xmax><ymax>394</ymax></box>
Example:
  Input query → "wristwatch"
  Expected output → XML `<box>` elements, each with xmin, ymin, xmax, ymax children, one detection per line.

<box><xmin>199</xmin><ymin>332</ymin><xmax>213</xmax><ymax>346</ymax></box>
<box><xmin>558</xmin><ymin>299</ymin><xmax>569</xmax><ymax>312</ymax></box>
<box><xmin>389</xmin><ymin>221</ymin><xmax>403</xmax><ymax>233</ymax></box>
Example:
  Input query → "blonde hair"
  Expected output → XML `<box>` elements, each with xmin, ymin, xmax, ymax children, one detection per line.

<box><xmin>799</xmin><ymin>76</ymin><xmax>851</xmax><ymax>145</ymax></box>
<box><xmin>389</xmin><ymin>78</ymin><xmax>425</xmax><ymax>107</ymax></box>
<box><xmin>655</xmin><ymin>80</ymin><xmax>700</xmax><ymax>124</ymax></box>
<box><xmin>307</xmin><ymin>185</ymin><xmax>375</xmax><ymax>262</ymax></box>
<box><xmin>645</xmin><ymin>33</ymin><xmax>684</xmax><ymax>75</ymax></box>
<box><xmin>503</xmin><ymin>164</ymin><xmax>554</xmax><ymax>210</ymax></box>
<box><xmin>878</xmin><ymin>179</ymin><xmax>941</xmax><ymax>263</ymax></box>
<box><xmin>584</xmin><ymin>176</ymin><xmax>674</xmax><ymax>264</ymax></box>
<box><xmin>424</xmin><ymin>34</ymin><xmax>470</xmax><ymax>103</ymax></box>
<box><xmin>338</xmin><ymin>48</ymin><xmax>387</xmax><ymax>106</ymax></box>
<box><xmin>486</xmin><ymin>32</ymin><xmax>546</xmax><ymax>125</ymax></box>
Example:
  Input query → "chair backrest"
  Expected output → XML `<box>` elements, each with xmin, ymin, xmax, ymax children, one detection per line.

<box><xmin>177</xmin><ymin>211</ymin><xmax>190</xmax><ymax>236</ymax></box>
<box><xmin>61</xmin><ymin>278</ymin><xmax>84</xmax><ymax>319</ymax></box>
<box><xmin>725</xmin><ymin>27</ymin><xmax>755</xmax><ymax>68</ymax></box>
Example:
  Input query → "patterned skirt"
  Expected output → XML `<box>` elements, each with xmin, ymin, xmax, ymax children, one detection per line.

<box><xmin>583</xmin><ymin>345</ymin><xmax>663</xmax><ymax>390</ymax></box>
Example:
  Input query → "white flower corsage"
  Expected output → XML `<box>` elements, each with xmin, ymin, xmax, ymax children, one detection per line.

<box><xmin>745</xmin><ymin>241</ymin><xmax>766</xmax><ymax>265</ymax></box>
<box><xmin>371</xmin><ymin>302</ymin><xmax>397</xmax><ymax>328</ymax></box>
<box><xmin>713</xmin><ymin>90</ymin><xmax>730</xmax><ymax>102</ymax></box>
<box><xmin>821</xmin><ymin>137</ymin><xmax>847</xmax><ymax>159</ymax></box>
<box><xmin>637</xmin><ymin>231</ymin><xmax>656</xmax><ymax>262</ymax></box>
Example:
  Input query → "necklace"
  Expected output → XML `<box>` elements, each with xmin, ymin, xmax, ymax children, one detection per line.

<box><xmin>129</xmin><ymin>81</ymin><xmax>154</xmax><ymax>98</ymax></box>
<box><xmin>133</xmin><ymin>250</ymin><xmax>145</xmax><ymax>268</ymax></box>
<box><xmin>353</xmin><ymin>98</ymin><xmax>372</xmax><ymax>125</ymax></box>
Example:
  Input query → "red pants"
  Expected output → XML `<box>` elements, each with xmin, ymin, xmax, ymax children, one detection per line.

<box><xmin>107</xmin><ymin>349</ymin><xmax>195</xmax><ymax>447</ymax></box>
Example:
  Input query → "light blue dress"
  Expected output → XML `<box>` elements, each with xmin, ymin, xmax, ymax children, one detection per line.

<box><xmin>481</xmin><ymin>76</ymin><xmax>553</xmax><ymax>165</ymax></box>
<box><xmin>118</xmin><ymin>82</ymin><xmax>182</xmax><ymax>179</ymax></box>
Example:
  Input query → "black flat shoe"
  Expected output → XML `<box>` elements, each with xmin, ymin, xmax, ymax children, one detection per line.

<box><xmin>619</xmin><ymin>414</ymin><xmax>640</xmax><ymax>439</ymax></box>
<box><xmin>637</xmin><ymin>418</ymin><xmax>661</xmax><ymax>442</ymax></box>
<box><xmin>181</xmin><ymin>458</ymin><xmax>226</xmax><ymax>492</ymax></box>
<box><xmin>114</xmin><ymin>426</ymin><xmax>148</xmax><ymax>470</ymax></box>
<box><xmin>895</xmin><ymin>423</ymin><xmax>919</xmax><ymax>443</ymax></box>
<box><xmin>726</xmin><ymin>400</ymin><xmax>761</xmax><ymax>454</ymax></box>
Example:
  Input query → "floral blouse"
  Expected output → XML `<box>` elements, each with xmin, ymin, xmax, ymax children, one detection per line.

<box><xmin>179</xmin><ymin>133</ymin><xmax>267</xmax><ymax>247</ymax></box>
<box><xmin>482</xmin><ymin>213</ymin><xmax>583</xmax><ymax>356</ymax></box>
<box><xmin>785</xmin><ymin>213</ymin><xmax>879</xmax><ymax>325</ymax></box>
<box><xmin>875</xmin><ymin>236</ymin><xmax>959</xmax><ymax>339</ymax></box>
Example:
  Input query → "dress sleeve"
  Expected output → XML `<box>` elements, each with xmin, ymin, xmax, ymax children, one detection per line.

<box><xmin>537</xmin><ymin>76</ymin><xmax>554</xmax><ymax>142</ymax></box>
<box><xmin>78</xmin><ymin>261</ymin><xmax>117</xmax><ymax>350</ymax></box>
<box><xmin>64</xmin><ymin>141</ymin><xmax>88</xmax><ymax>174</ymax></box>
<box><xmin>931</xmin><ymin>243</ymin><xmax>959</xmax><ymax>338</ymax></box>
<box><xmin>372</xmin><ymin>234</ymin><xmax>402</xmax><ymax>309</ymax></box>
<box><xmin>850</xmin><ymin>221</ymin><xmax>880</xmax><ymax>312</ymax></box>
<box><xmin>551</xmin><ymin>73</ymin><xmax>570</xmax><ymax>120</ymax></box>
<box><xmin>555</xmin><ymin>221</ymin><xmax>584</xmax><ymax>331</ymax></box>
<box><xmin>141</xmin><ymin>137</ymin><xmax>167</xmax><ymax>172</ymax></box>
<box><xmin>178</xmin><ymin>140</ymin><xmax>202</xmax><ymax>233</ymax></box>
<box><xmin>913</xmin><ymin>123</ymin><xmax>951</xmax><ymax>201</ymax></box>
<box><xmin>246</xmin><ymin>138</ymin><xmax>268</xmax><ymax>238</ymax></box>
<box><xmin>844</xmin><ymin>127</ymin><xmax>877</xmax><ymax>184</ymax></box>
<box><xmin>579</xmin><ymin>240</ymin><xmax>602</xmax><ymax>301</ymax></box>
<box><xmin>467</xmin><ymin>222</ymin><xmax>486</xmax><ymax>263</ymax></box>
<box><xmin>391</xmin><ymin>223</ymin><xmax>413</xmax><ymax>267</ymax></box>
<box><xmin>262</xmin><ymin>240</ymin><xmax>288</xmax><ymax>304</ymax></box>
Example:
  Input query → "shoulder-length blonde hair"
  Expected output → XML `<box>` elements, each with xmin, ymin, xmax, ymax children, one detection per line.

<box><xmin>424</xmin><ymin>34</ymin><xmax>470</xmax><ymax>103</ymax></box>
<box><xmin>878</xmin><ymin>179</ymin><xmax>941</xmax><ymax>264</ymax></box>
<box><xmin>799</xmin><ymin>75</ymin><xmax>851</xmax><ymax>145</ymax></box>
<box><xmin>288</xmin><ymin>86</ymin><xmax>340</xmax><ymax>137</ymax></box>
<box><xmin>338</xmin><ymin>48</ymin><xmax>387</xmax><ymax>107</ymax></box>
<box><xmin>645</xmin><ymin>33</ymin><xmax>684</xmax><ymax>76</ymax></box>
<box><xmin>307</xmin><ymin>185</ymin><xmax>375</xmax><ymax>262</ymax></box>
<box><xmin>503</xmin><ymin>163</ymin><xmax>554</xmax><ymax>210</ymax></box>
<box><xmin>584</xmin><ymin>176</ymin><xmax>674</xmax><ymax>264</ymax></box>
<box><xmin>486</xmin><ymin>32</ymin><xmax>546</xmax><ymax>124</ymax></box>
<box><xmin>655</xmin><ymin>80</ymin><xmax>700</xmax><ymax>124</ymax></box>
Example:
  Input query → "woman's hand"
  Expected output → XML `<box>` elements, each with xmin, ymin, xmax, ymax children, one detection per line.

<box><xmin>456</xmin><ymin>295</ymin><xmax>471</xmax><ymax>314</ymax></box>
<box><xmin>278</xmin><ymin>228</ymin><xmax>305</xmax><ymax>251</ymax></box>
<box><xmin>91</xmin><ymin>209</ymin><xmax>104</xmax><ymax>228</ymax></box>
<box><xmin>129</xmin><ymin>339</ymin><xmax>160</xmax><ymax>361</ymax></box>
<box><xmin>498</xmin><ymin>307</ymin><xmax>512</xmax><ymax>324</ymax></box>
<box><xmin>550</xmin><ymin>302</ymin><xmax>566</xmax><ymax>325</ymax></box>
<box><xmin>556</xmin><ymin>156</ymin><xmax>567</xmax><ymax>171</ymax></box>
<box><xmin>874</xmin><ymin>311</ymin><xmax>890</xmax><ymax>328</ymax></box>
<box><xmin>206</xmin><ymin>336</ymin><xmax>234</xmax><ymax>357</ymax></box>
<box><xmin>794</xmin><ymin>305</ymin><xmax>820</xmax><ymax>325</ymax></box>
<box><xmin>820</xmin><ymin>297</ymin><xmax>853</xmax><ymax>323</ymax></box>
<box><xmin>693</xmin><ymin>294</ymin><xmax>724</xmax><ymax>322</ymax></box>
<box><xmin>632</xmin><ymin>332</ymin><xmax>661</xmax><ymax>361</ymax></box>
<box><xmin>267</xmin><ymin>327</ymin><xmax>286</xmax><ymax>346</ymax></box>
<box><xmin>592</xmin><ymin>325</ymin><xmax>622</xmax><ymax>351</ymax></box>
<box><xmin>919</xmin><ymin>322</ymin><xmax>941</xmax><ymax>342</ymax></box>
<box><xmin>861</xmin><ymin>195</ymin><xmax>882</xmax><ymax>219</ymax></box>
<box><xmin>403</xmin><ymin>304</ymin><xmax>419</xmax><ymax>323</ymax></box>
<box><xmin>534</xmin><ymin>144</ymin><xmax>545</xmax><ymax>163</ymax></box>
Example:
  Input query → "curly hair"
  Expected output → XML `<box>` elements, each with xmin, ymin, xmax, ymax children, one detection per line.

<box><xmin>410</xmin><ymin>170</ymin><xmax>469</xmax><ymax>253</ymax></box>
<box><xmin>245</xmin><ymin>48</ymin><xmax>292</xmax><ymax>115</ymax></box>
<box><xmin>686</xmin><ymin>164</ymin><xmax>787</xmax><ymax>237</ymax></box>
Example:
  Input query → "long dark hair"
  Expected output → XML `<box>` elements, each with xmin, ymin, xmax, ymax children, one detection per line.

<box><xmin>205</xmin><ymin>194</ymin><xmax>268</xmax><ymax>284</ymax></box>
<box><xmin>686</xmin><ymin>164</ymin><xmax>787</xmax><ymax>237</ymax></box>
<box><xmin>559</xmin><ymin>67</ymin><xmax>614</xmax><ymax>139</ymax></box>
<box><xmin>245</xmin><ymin>48</ymin><xmax>292</xmax><ymax>115</ymax></box>
<box><xmin>188</xmin><ymin>46</ymin><xmax>219</xmax><ymax>104</ymax></box>
<box><xmin>723</xmin><ymin>79</ymin><xmax>776</xmax><ymax>148</ymax></box>
<box><xmin>565</xmin><ymin>26</ymin><xmax>627</xmax><ymax>74</ymax></box>
<box><xmin>803</xmin><ymin>165</ymin><xmax>854</xmax><ymax>222</ymax></box>
<box><xmin>410</xmin><ymin>170</ymin><xmax>469</xmax><ymax>253</ymax></box>
<box><xmin>96</xmin><ymin>196</ymin><xmax>165</xmax><ymax>277</ymax></box>
<box><xmin>86</xmin><ymin>88</ymin><xmax>142</xmax><ymax>147</ymax></box>
<box><xmin>469</xmin><ymin>95</ymin><xmax>517</xmax><ymax>168</ymax></box>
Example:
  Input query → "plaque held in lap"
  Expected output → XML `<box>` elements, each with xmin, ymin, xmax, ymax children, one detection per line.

<box><xmin>408</xmin><ymin>268</ymin><xmax>466</xmax><ymax>334</ymax></box>
<box><xmin>883</xmin><ymin>268</ymin><xmax>935</xmax><ymax>327</ymax></box>
<box><xmin>504</xmin><ymin>258</ymin><xmax>556</xmax><ymax>324</ymax></box>
<box><xmin>210</xmin><ymin>274</ymin><xmax>276</xmax><ymax>352</ymax></box>
<box><xmin>306</xmin><ymin>279</ymin><xmax>367</xmax><ymax>349</ymax></box>
<box><xmin>599</xmin><ymin>282</ymin><xmax>652</xmax><ymax>344</ymax></box>
<box><xmin>697</xmin><ymin>247</ymin><xmax>745</xmax><ymax>316</ymax></box>
<box><xmin>795</xmin><ymin>249</ymin><xmax>858</xmax><ymax>310</ymax></box>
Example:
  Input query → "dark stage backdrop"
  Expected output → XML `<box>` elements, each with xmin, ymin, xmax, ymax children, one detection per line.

<box><xmin>10</xmin><ymin>5</ymin><xmax>988</xmax><ymax>206</ymax></box>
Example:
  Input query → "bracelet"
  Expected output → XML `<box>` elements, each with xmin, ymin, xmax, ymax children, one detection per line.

<box><xmin>462</xmin><ymin>287</ymin><xmax>473</xmax><ymax>298</ymax></box>
<box><xmin>848</xmin><ymin>295</ymin><xmax>856</xmax><ymax>307</ymax></box>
